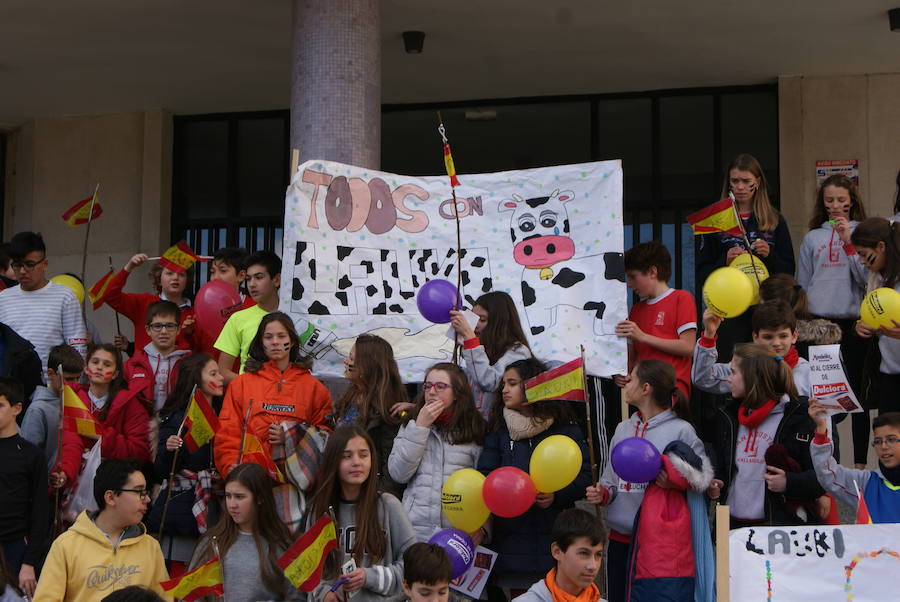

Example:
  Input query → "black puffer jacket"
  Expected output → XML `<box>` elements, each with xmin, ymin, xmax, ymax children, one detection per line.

<box><xmin>0</xmin><ymin>322</ymin><xmax>43</xmax><ymax>412</ymax></box>
<box><xmin>710</xmin><ymin>396</ymin><xmax>824</xmax><ymax>525</ymax></box>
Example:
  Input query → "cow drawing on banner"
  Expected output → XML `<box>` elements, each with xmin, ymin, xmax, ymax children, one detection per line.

<box><xmin>500</xmin><ymin>189</ymin><xmax>625</xmax><ymax>336</ymax></box>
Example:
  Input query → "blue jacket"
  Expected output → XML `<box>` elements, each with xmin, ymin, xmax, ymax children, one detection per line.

<box><xmin>477</xmin><ymin>419</ymin><xmax>591</xmax><ymax>576</ymax></box>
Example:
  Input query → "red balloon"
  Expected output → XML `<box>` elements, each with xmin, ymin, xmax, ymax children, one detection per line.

<box><xmin>194</xmin><ymin>280</ymin><xmax>243</xmax><ymax>341</ymax></box>
<box><xmin>482</xmin><ymin>467</ymin><xmax>536</xmax><ymax>518</ymax></box>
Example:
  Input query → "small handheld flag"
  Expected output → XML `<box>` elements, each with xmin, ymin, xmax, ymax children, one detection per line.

<box><xmin>242</xmin><ymin>431</ymin><xmax>286</xmax><ymax>483</ymax></box>
<box><xmin>278</xmin><ymin>515</ymin><xmax>338</xmax><ymax>592</ymax></box>
<box><xmin>88</xmin><ymin>268</ymin><xmax>116</xmax><ymax>310</ymax></box>
<box><xmin>160</xmin><ymin>556</ymin><xmax>224</xmax><ymax>601</ymax></box>
<box><xmin>62</xmin><ymin>384</ymin><xmax>101</xmax><ymax>438</ymax></box>
<box><xmin>158</xmin><ymin>241</ymin><xmax>201</xmax><ymax>274</ymax></box>
<box><xmin>525</xmin><ymin>358</ymin><xmax>586</xmax><ymax>404</ymax></box>
<box><xmin>854</xmin><ymin>480</ymin><xmax>873</xmax><ymax>524</ymax></box>
<box><xmin>438</xmin><ymin>121</ymin><xmax>461</xmax><ymax>188</ymax></box>
<box><xmin>686</xmin><ymin>199</ymin><xmax>742</xmax><ymax>236</ymax></box>
<box><xmin>182</xmin><ymin>390</ymin><xmax>220</xmax><ymax>452</ymax></box>
<box><xmin>62</xmin><ymin>190</ymin><xmax>102</xmax><ymax>227</ymax></box>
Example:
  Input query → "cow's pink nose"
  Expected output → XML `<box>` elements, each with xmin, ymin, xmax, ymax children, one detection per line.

<box><xmin>513</xmin><ymin>235</ymin><xmax>575</xmax><ymax>267</ymax></box>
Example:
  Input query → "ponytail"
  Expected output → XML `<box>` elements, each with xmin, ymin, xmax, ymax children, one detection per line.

<box><xmin>634</xmin><ymin>360</ymin><xmax>691</xmax><ymax>422</ymax></box>
<box><xmin>851</xmin><ymin>217</ymin><xmax>900</xmax><ymax>288</ymax></box>
<box><xmin>732</xmin><ymin>343</ymin><xmax>797</xmax><ymax>409</ymax></box>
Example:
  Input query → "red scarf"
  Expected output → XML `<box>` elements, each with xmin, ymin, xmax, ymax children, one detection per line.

<box><xmin>738</xmin><ymin>399</ymin><xmax>778</xmax><ymax>429</ymax></box>
<box><xmin>783</xmin><ymin>347</ymin><xmax>799</xmax><ymax>369</ymax></box>
<box><xmin>435</xmin><ymin>411</ymin><xmax>453</xmax><ymax>425</ymax></box>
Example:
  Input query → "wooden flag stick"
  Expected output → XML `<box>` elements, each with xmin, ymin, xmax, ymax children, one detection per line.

<box><xmin>438</xmin><ymin>112</ymin><xmax>465</xmax><ymax>366</ymax></box>
<box><xmin>237</xmin><ymin>399</ymin><xmax>253</xmax><ymax>464</ymax></box>
<box><xmin>107</xmin><ymin>256</ymin><xmax>122</xmax><ymax>335</ymax></box>
<box><xmin>157</xmin><ymin>386</ymin><xmax>196</xmax><ymax>542</ymax></box>
<box><xmin>53</xmin><ymin>363</ymin><xmax>65</xmax><ymax>536</ymax></box>
<box><xmin>579</xmin><ymin>345</ymin><xmax>598</xmax><ymax>483</ymax></box>
<box><xmin>715</xmin><ymin>503</ymin><xmax>730</xmax><ymax>602</ymax></box>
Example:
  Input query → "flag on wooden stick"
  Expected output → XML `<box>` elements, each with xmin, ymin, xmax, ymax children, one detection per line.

<box><xmin>685</xmin><ymin>199</ymin><xmax>742</xmax><ymax>236</ymax></box>
<box><xmin>88</xmin><ymin>268</ymin><xmax>116</xmax><ymax>309</ymax></box>
<box><xmin>854</xmin><ymin>481</ymin><xmax>873</xmax><ymax>524</ymax></box>
<box><xmin>62</xmin><ymin>190</ymin><xmax>102</xmax><ymax>227</ymax></box>
<box><xmin>443</xmin><ymin>142</ymin><xmax>461</xmax><ymax>188</ymax></box>
<box><xmin>525</xmin><ymin>358</ymin><xmax>586</xmax><ymax>404</ymax></box>
<box><xmin>278</xmin><ymin>515</ymin><xmax>337</xmax><ymax>592</ymax></box>
<box><xmin>160</xmin><ymin>556</ymin><xmax>224</xmax><ymax>601</ymax></box>
<box><xmin>182</xmin><ymin>390</ymin><xmax>220</xmax><ymax>452</ymax></box>
<box><xmin>62</xmin><ymin>384</ymin><xmax>101</xmax><ymax>438</ymax></box>
<box><xmin>158</xmin><ymin>241</ymin><xmax>201</xmax><ymax>274</ymax></box>
<box><xmin>242</xmin><ymin>431</ymin><xmax>286</xmax><ymax>483</ymax></box>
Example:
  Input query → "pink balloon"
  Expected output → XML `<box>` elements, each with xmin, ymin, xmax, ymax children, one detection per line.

<box><xmin>482</xmin><ymin>467</ymin><xmax>536</xmax><ymax>518</ymax></box>
<box><xmin>194</xmin><ymin>280</ymin><xmax>242</xmax><ymax>341</ymax></box>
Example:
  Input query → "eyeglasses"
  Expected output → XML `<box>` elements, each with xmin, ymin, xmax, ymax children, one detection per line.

<box><xmin>871</xmin><ymin>436</ymin><xmax>900</xmax><ymax>448</ymax></box>
<box><xmin>423</xmin><ymin>381</ymin><xmax>451</xmax><ymax>392</ymax></box>
<box><xmin>148</xmin><ymin>322</ymin><xmax>179</xmax><ymax>332</ymax></box>
<box><xmin>115</xmin><ymin>488</ymin><xmax>150</xmax><ymax>499</ymax></box>
<box><xmin>10</xmin><ymin>256</ymin><xmax>46</xmax><ymax>271</ymax></box>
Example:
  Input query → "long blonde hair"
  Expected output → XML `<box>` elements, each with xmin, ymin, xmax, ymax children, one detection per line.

<box><xmin>721</xmin><ymin>154</ymin><xmax>780</xmax><ymax>232</ymax></box>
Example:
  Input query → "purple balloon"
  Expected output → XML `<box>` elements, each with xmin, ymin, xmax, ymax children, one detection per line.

<box><xmin>610</xmin><ymin>437</ymin><xmax>661</xmax><ymax>483</ymax></box>
<box><xmin>416</xmin><ymin>279</ymin><xmax>462</xmax><ymax>324</ymax></box>
<box><xmin>428</xmin><ymin>528</ymin><xmax>475</xmax><ymax>578</ymax></box>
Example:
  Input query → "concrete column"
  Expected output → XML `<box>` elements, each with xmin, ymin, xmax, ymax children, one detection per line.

<box><xmin>290</xmin><ymin>0</ymin><xmax>381</xmax><ymax>170</ymax></box>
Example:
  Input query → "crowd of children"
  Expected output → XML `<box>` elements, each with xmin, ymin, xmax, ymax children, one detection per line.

<box><xmin>0</xmin><ymin>158</ymin><xmax>898</xmax><ymax>602</ymax></box>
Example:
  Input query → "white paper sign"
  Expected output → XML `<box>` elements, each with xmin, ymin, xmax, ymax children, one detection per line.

<box><xmin>730</xmin><ymin>524</ymin><xmax>900</xmax><ymax>601</ymax></box>
<box><xmin>808</xmin><ymin>344</ymin><xmax>863</xmax><ymax>414</ymax></box>
<box><xmin>280</xmin><ymin>159</ymin><xmax>628</xmax><ymax>381</ymax></box>
<box><xmin>450</xmin><ymin>545</ymin><xmax>497</xmax><ymax>599</ymax></box>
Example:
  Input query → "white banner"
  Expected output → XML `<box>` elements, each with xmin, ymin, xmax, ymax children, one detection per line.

<box><xmin>280</xmin><ymin>159</ymin><xmax>627</xmax><ymax>381</ymax></box>
<box><xmin>729</xmin><ymin>524</ymin><xmax>900</xmax><ymax>601</ymax></box>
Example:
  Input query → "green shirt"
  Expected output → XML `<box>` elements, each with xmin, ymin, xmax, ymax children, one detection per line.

<box><xmin>213</xmin><ymin>304</ymin><xmax>268</xmax><ymax>373</ymax></box>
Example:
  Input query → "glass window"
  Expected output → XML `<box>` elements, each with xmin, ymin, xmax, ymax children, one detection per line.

<box><xmin>596</xmin><ymin>98</ymin><xmax>652</xmax><ymax>205</ymax></box>
<box><xmin>659</xmin><ymin>95</ymin><xmax>715</xmax><ymax>202</ymax></box>
<box><xmin>176</xmin><ymin>120</ymin><xmax>229</xmax><ymax>220</ymax></box>
<box><xmin>237</xmin><ymin>118</ymin><xmax>288</xmax><ymax>218</ymax></box>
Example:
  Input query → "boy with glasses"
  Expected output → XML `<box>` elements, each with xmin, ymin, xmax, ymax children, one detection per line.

<box><xmin>34</xmin><ymin>458</ymin><xmax>171</xmax><ymax>601</ymax></box>
<box><xmin>0</xmin><ymin>231</ymin><xmax>87</xmax><ymax>371</ymax></box>
<box><xmin>809</xmin><ymin>403</ymin><xmax>900</xmax><ymax>523</ymax></box>
<box><xmin>124</xmin><ymin>301</ymin><xmax>191</xmax><ymax>411</ymax></box>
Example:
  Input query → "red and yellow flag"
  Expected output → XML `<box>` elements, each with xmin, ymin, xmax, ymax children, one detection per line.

<box><xmin>278</xmin><ymin>515</ymin><xmax>337</xmax><ymax>592</ymax></box>
<box><xmin>525</xmin><ymin>358</ymin><xmax>586</xmax><ymax>404</ymax></box>
<box><xmin>160</xmin><ymin>556</ymin><xmax>224</xmax><ymax>601</ymax></box>
<box><xmin>443</xmin><ymin>142</ymin><xmax>461</xmax><ymax>188</ymax></box>
<box><xmin>62</xmin><ymin>384</ymin><xmax>101</xmax><ymax>438</ymax></box>
<box><xmin>61</xmin><ymin>191</ymin><xmax>102</xmax><ymax>227</ymax></box>
<box><xmin>88</xmin><ymin>268</ymin><xmax>116</xmax><ymax>310</ymax></box>
<box><xmin>183</xmin><ymin>390</ymin><xmax>220</xmax><ymax>453</ymax></box>
<box><xmin>686</xmin><ymin>199</ymin><xmax>742</xmax><ymax>236</ymax></box>
<box><xmin>158</xmin><ymin>241</ymin><xmax>201</xmax><ymax>274</ymax></box>
<box><xmin>854</xmin><ymin>481</ymin><xmax>873</xmax><ymax>524</ymax></box>
<box><xmin>242</xmin><ymin>431</ymin><xmax>285</xmax><ymax>483</ymax></box>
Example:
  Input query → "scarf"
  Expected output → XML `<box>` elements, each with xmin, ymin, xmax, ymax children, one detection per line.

<box><xmin>503</xmin><ymin>407</ymin><xmax>554</xmax><ymax>441</ymax></box>
<box><xmin>544</xmin><ymin>568</ymin><xmax>600</xmax><ymax>602</ymax></box>
<box><xmin>738</xmin><ymin>399</ymin><xmax>777</xmax><ymax>429</ymax></box>
<box><xmin>435</xmin><ymin>411</ymin><xmax>453</xmax><ymax>425</ymax></box>
<box><xmin>881</xmin><ymin>463</ymin><xmax>900</xmax><ymax>487</ymax></box>
<box><xmin>783</xmin><ymin>347</ymin><xmax>799</xmax><ymax>369</ymax></box>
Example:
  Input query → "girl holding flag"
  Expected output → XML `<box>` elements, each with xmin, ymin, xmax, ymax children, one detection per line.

<box><xmin>147</xmin><ymin>353</ymin><xmax>225</xmax><ymax>573</ymax></box>
<box><xmin>187</xmin><ymin>462</ymin><xmax>302</xmax><ymax>601</ymax></box>
<box><xmin>477</xmin><ymin>358</ymin><xmax>591</xmax><ymax>597</ymax></box>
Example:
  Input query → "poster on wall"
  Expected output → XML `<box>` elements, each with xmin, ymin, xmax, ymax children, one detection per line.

<box><xmin>279</xmin><ymin>159</ymin><xmax>627</xmax><ymax>382</ymax></box>
<box><xmin>729</xmin><ymin>524</ymin><xmax>900</xmax><ymax>600</ymax></box>
<box><xmin>815</xmin><ymin>159</ymin><xmax>859</xmax><ymax>188</ymax></box>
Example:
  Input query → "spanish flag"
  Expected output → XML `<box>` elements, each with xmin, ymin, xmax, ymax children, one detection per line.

<box><xmin>278</xmin><ymin>515</ymin><xmax>337</xmax><ymax>592</ymax></box>
<box><xmin>443</xmin><ymin>142</ymin><xmax>461</xmax><ymax>188</ymax></box>
<box><xmin>183</xmin><ymin>390</ymin><xmax>220</xmax><ymax>453</ymax></box>
<box><xmin>88</xmin><ymin>268</ymin><xmax>116</xmax><ymax>310</ymax></box>
<box><xmin>158</xmin><ymin>241</ymin><xmax>201</xmax><ymax>274</ymax></box>
<box><xmin>61</xmin><ymin>191</ymin><xmax>103</xmax><ymax>227</ymax></box>
<box><xmin>62</xmin><ymin>384</ymin><xmax>101</xmax><ymax>438</ymax></box>
<box><xmin>525</xmin><ymin>358</ymin><xmax>586</xmax><ymax>404</ymax></box>
<box><xmin>160</xmin><ymin>556</ymin><xmax>224</xmax><ymax>601</ymax></box>
<box><xmin>242</xmin><ymin>431</ymin><xmax>286</xmax><ymax>483</ymax></box>
<box><xmin>854</xmin><ymin>481</ymin><xmax>873</xmax><ymax>524</ymax></box>
<box><xmin>685</xmin><ymin>199</ymin><xmax>742</xmax><ymax>236</ymax></box>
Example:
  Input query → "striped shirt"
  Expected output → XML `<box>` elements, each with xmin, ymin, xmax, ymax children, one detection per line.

<box><xmin>0</xmin><ymin>281</ymin><xmax>87</xmax><ymax>369</ymax></box>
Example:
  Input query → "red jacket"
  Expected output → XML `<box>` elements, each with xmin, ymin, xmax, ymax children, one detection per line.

<box><xmin>59</xmin><ymin>383</ymin><xmax>153</xmax><ymax>483</ymax></box>
<box><xmin>124</xmin><ymin>346</ymin><xmax>190</xmax><ymax>410</ymax></box>
<box><xmin>104</xmin><ymin>268</ymin><xmax>196</xmax><ymax>351</ymax></box>
<box><xmin>214</xmin><ymin>360</ymin><xmax>332</xmax><ymax>477</ymax></box>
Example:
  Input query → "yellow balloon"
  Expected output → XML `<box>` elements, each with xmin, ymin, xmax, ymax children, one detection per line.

<box><xmin>729</xmin><ymin>254</ymin><xmax>769</xmax><ymax>305</ymax></box>
<box><xmin>50</xmin><ymin>274</ymin><xmax>85</xmax><ymax>304</ymax></box>
<box><xmin>441</xmin><ymin>469</ymin><xmax>489</xmax><ymax>532</ymax></box>
<box><xmin>703</xmin><ymin>267</ymin><xmax>754</xmax><ymax>318</ymax></box>
<box><xmin>529</xmin><ymin>435</ymin><xmax>582</xmax><ymax>493</ymax></box>
<box><xmin>860</xmin><ymin>287</ymin><xmax>900</xmax><ymax>329</ymax></box>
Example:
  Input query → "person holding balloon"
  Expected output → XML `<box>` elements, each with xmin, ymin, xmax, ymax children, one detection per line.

<box><xmin>706</xmin><ymin>343</ymin><xmax>824</xmax><ymax>528</ymax></box>
<box><xmin>585</xmin><ymin>359</ymin><xmax>705</xmax><ymax>602</ymax></box>
<box><xmin>306</xmin><ymin>425</ymin><xmax>416</xmax><ymax>602</ymax></box>
<box><xmin>851</xmin><ymin>217</ymin><xmax>900</xmax><ymax>416</ymax></box>
<box><xmin>477</xmin><ymin>358</ymin><xmax>591</xmax><ymax>598</ymax></box>
<box><xmin>449</xmin><ymin>291</ymin><xmax>533</xmax><ymax>419</ymax></box>
<box><xmin>388</xmin><ymin>362</ymin><xmax>485</xmax><ymax>543</ymax></box>
<box><xmin>333</xmin><ymin>333</ymin><xmax>408</xmax><ymax>498</ymax></box>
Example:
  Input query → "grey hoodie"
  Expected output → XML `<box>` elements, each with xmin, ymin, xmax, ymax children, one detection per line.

<box><xmin>599</xmin><ymin>409</ymin><xmax>706</xmax><ymax>536</ymax></box>
<box><xmin>142</xmin><ymin>343</ymin><xmax>191</xmax><ymax>411</ymax></box>
<box><xmin>797</xmin><ymin>221</ymin><xmax>868</xmax><ymax>318</ymax></box>
<box><xmin>20</xmin><ymin>385</ymin><xmax>61</xmax><ymax>470</ymax></box>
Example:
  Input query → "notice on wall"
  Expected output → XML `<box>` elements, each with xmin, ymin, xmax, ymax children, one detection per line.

<box><xmin>815</xmin><ymin>159</ymin><xmax>859</xmax><ymax>188</ymax></box>
<box><xmin>808</xmin><ymin>344</ymin><xmax>863</xmax><ymax>414</ymax></box>
<box><xmin>730</xmin><ymin>524</ymin><xmax>900</xmax><ymax>600</ymax></box>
